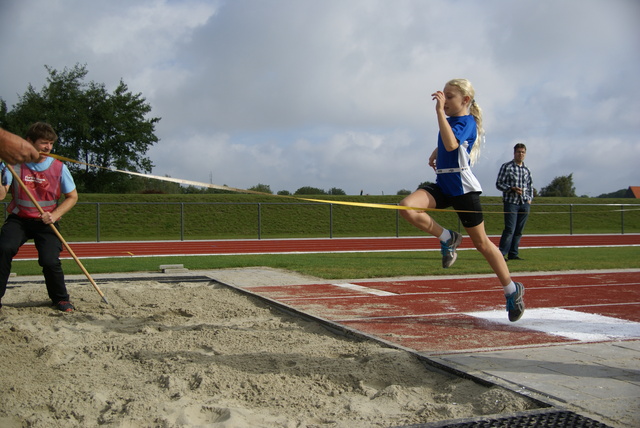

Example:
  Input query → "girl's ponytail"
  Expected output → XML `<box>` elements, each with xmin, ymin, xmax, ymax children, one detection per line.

<box><xmin>468</xmin><ymin>99</ymin><xmax>483</xmax><ymax>166</ymax></box>
<box><xmin>446</xmin><ymin>79</ymin><xmax>484</xmax><ymax>166</ymax></box>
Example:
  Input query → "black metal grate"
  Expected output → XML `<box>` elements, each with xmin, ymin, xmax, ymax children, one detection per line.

<box><xmin>397</xmin><ymin>410</ymin><xmax>613</xmax><ymax>428</ymax></box>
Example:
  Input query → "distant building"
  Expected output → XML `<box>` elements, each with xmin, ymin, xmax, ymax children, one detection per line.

<box><xmin>626</xmin><ymin>186</ymin><xmax>640</xmax><ymax>198</ymax></box>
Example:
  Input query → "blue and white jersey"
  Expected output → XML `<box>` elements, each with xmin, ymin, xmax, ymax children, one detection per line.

<box><xmin>435</xmin><ymin>115</ymin><xmax>483</xmax><ymax>197</ymax></box>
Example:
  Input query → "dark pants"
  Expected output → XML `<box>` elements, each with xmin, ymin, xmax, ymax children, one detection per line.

<box><xmin>0</xmin><ymin>214</ymin><xmax>69</xmax><ymax>306</ymax></box>
<box><xmin>499</xmin><ymin>202</ymin><xmax>530</xmax><ymax>259</ymax></box>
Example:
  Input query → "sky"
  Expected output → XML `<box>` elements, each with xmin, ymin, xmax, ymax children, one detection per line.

<box><xmin>1</xmin><ymin>0</ymin><xmax>639</xmax><ymax>197</ymax></box>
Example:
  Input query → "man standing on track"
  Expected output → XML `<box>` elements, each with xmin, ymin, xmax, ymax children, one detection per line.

<box><xmin>496</xmin><ymin>143</ymin><xmax>533</xmax><ymax>261</ymax></box>
<box><xmin>0</xmin><ymin>122</ymin><xmax>78</xmax><ymax>312</ymax></box>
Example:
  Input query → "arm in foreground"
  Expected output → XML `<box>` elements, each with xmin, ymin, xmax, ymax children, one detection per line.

<box><xmin>0</xmin><ymin>128</ymin><xmax>40</xmax><ymax>164</ymax></box>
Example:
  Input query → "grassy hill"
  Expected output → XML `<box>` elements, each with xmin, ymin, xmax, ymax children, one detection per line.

<box><xmin>6</xmin><ymin>194</ymin><xmax>638</xmax><ymax>242</ymax></box>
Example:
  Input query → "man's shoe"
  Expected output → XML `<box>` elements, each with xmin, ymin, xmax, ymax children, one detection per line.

<box><xmin>508</xmin><ymin>256</ymin><xmax>524</xmax><ymax>261</ymax></box>
<box><xmin>505</xmin><ymin>282</ymin><xmax>525</xmax><ymax>322</ymax></box>
<box><xmin>55</xmin><ymin>301</ymin><xmax>75</xmax><ymax>312</ymax></box>
<box><xmin>440</xmin><ymin>230</ymin><xmax>462</xmax><ymax>268</ymax></box>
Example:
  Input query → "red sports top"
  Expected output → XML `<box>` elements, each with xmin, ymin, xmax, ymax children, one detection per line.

<box><xmin>7</xmin><ymin>161</ymin><xmax>63</xmax><ymax>218</ymax></box>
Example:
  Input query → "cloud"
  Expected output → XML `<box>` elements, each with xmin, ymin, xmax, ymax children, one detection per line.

<box><xmin>1</xmin><ymin>0</ymin><xmax>639</xmax><ymax>197</ymax></box>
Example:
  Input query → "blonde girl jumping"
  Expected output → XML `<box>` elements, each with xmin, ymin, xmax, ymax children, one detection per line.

<box><xmin>400</xmin><ymin>78</ymin><xmax>525</xmax><ymax>322</ymax></box>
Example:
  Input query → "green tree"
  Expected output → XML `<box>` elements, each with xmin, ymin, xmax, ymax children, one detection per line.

<box><xmin>327</xmin><ymin>187</ymin><xmax>346</xmax><ymax>195</ymax></box>
<box><xmin>248</xmin><ymin>183</ymin><xmax>272</xmax><ymax>194</ymax></box>
<box><xmin>1</xmin><ymin>64</ymin><xmax>160</xmax><ymax>193</ymax></box>
<box><xmin>294</xmin><ymin>186</ymin><xmax>326</xmax><ymax>195</ymax></box>
<box><xmin>539</xmin><ymin>174</ymin><xmax>577</xmax><ymax>197</ymax></box>
<box><xmin>417</xmin><ymin>181</ymin><xmax>434</xmax><ymax>189</ymax></box>
<box><xmin>394</xmin><ymin>181</ymin><xmax>431</xmax><ymax>196</ymax></box>
<box><xmin>597</xmin><ymin>189</ymin><xmax>627</xmax><ymax>198</ymax></box>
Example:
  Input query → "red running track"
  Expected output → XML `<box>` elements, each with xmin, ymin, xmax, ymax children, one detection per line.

<box><xmin>241</xmin><ymin>271</ymin><xmax>640</xmax><ymax>355</ymax></box>
<box><xmin>12</xmin><ymin>234</ymin><xmax>640</xmax><ymax>260</ymax></box>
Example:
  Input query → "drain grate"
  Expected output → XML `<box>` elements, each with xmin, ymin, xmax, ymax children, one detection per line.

<box><xmin>397</xmin><ymin>409</ymin><xmax>613</xmax><ymax>428</ymax></box>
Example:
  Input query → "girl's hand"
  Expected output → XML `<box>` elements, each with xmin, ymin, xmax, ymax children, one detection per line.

<box><xmin>431</xmin><ymin>91</ymin><xmax>445</xmax><ymax>113</ymax></box>
<box><xmin>428</xmin><ymin>148</ymin><xmax>438</xmax><ymax>171</ymax></box>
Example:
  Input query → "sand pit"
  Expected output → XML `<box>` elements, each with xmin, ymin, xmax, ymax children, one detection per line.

<box><xmin>0</xmin><ymin>271</ymin><xmax>539</xmax><ymax>427</ymax></box>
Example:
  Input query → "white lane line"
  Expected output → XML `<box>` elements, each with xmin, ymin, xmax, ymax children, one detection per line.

<box><xmin>332</xmin><ymin>283</ymin><xmax>397</xmax><ymax>296</ymax></box>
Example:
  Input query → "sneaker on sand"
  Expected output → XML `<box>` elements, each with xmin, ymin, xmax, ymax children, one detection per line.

<box><xmin>505</xmin><ymin>282</ymin><xmax>525</xmax><ymax>322</ymax></box>
<box><xmin>55</xmin><ymin>301</ymin><xmax>75</xmax><ymax>312</ymax></box>
<box><xmin>440</xmin><ymin>230</ymin><xmax>462</xmax><ymax>268</ymax></box>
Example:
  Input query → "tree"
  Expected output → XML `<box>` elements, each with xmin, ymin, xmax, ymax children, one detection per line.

<box><xmin>394</xmin><ymin>181</ymin><xmax>431</xmax><ymax>196</ymax></box>
<box><xmin>294</xmin><ymin>186</ymin><xmax>326</xmax><ymax>195</ymax></box>
<box><xmin>539</xmin><ymin>174</ymin><xmax>577</xmax><ymax>197</ymax></box>
<box><xmin>597</xmin><ymin>189</ymin><xmax>627</xmax><ymax>198</ymax></box>
<box><xmin>248</xmin><ymin>183</ymin><xmax>272</xmax><ymax>194</ymax></box>
<box><xmin>0</xmin><ymin>64</ymin><xmax>160</xmax><ymax>193</ymax></box>
<box><xmin>327</xmin><ymin>187</ymin><xmax>346</xmax><ymax>195</ymax></box>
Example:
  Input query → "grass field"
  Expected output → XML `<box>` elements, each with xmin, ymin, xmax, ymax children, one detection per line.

<box><xmin>9</xmin><ymin>246</ymin><xmax>639</xmax><ymax>279</ymax></box>
<box><xmin>7</xmin><ymin>194</ymin><xmax>638</xmax><ymax>242</ymax></box>
<box><xmin>4</xmin><ymin>193</ymin><xmax>639</xmax><ymax>278</ymax></box>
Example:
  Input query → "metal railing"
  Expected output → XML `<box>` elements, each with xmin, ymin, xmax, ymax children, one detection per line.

<box><xmin>2</xmin><ymin>201</ymin><xmax>638</xmax><ymax>241</ymax></box>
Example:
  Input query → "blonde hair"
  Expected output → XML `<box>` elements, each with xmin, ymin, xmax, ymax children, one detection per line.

<box><xmin>446</xmin><ymin>78</ymin><xmax>484</xmax><ymax>165</ymax></box>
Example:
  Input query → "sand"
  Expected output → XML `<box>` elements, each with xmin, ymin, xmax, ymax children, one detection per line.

<box><xmin>0</xmin><ymin>269</ymin><xmax>538</xmax><ymax>427</ymax></box>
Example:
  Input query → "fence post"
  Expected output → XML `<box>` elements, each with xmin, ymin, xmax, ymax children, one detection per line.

<box><xmin>621</xmin><ymin>204</ymin><xmax>624</xmax><ymax>234</ymax></box>
<box><xmin>96</xmin><ymin>202</ymin><xmax>101</xmax><ymax>242</ymax></box>
<box><xmin>330</xmin><ymin>204</ymin><xmax>333</xmax><ymax>238</ymax></box>
<box><xmin>180</xmin><ymin>203</ymin><xmax>185</xmax><ymax>241</ymax></box>
<box><xmin>569</xmin><ymin>204</ymin><xmax>573</xmax><ymax>235</ymax></box>
<box><xmin>396</xmin><ymin>205</ymin><xmax>400</xmax><ymax>237</ymax></box>
<box><xmin>257</xmin><ymin>203</ymin><xmax>262</xmax><ymax>239</ymax></box>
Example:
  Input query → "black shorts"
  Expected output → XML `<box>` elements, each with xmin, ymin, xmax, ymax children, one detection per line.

<box><xmin>418</xmin><ymin>183</ymin><xmax>484</xmax><ymax>228</ymax></box>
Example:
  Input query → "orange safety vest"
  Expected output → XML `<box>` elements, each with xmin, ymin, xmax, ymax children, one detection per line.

<box><xmin>7</xmin><ymin>161</ymin><xmax>63</xmax><ymax>218</ymax></box>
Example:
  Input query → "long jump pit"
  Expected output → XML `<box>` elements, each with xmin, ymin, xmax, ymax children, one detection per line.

<box><xmin>1</xmin><ymin>268</ymin><xmax>633</xmax><ymax>427</ymax></box>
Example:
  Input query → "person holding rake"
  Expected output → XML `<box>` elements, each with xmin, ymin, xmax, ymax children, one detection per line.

<box><xmin>0</xmin><ymin>122</ymin><xmax>78</xmax><ymax>312</ymax></box>
<box><xmin>399</xmin><ymin>78</ymin><xmax>525</xmax><ymax>322</ymax></box>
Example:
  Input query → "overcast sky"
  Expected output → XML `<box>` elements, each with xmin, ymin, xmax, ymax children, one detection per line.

<box><xmin>1</xmin><ymin>0</ymin><xmax>639</xmax><ymax>197</ymax></box>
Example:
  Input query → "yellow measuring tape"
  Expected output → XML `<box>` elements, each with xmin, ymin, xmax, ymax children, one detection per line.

<box><xmin>44</xmin><ymin>153</ymin><xmax>474</xmax><ymax>213</ymax></box>
<box><xmin>44</xmin><ymin>153</ymin><xmax>639</xmax><ymax>215</ymax></box>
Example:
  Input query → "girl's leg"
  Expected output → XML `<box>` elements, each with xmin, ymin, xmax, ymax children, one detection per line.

<box><xmin>464</xmin><ymin>221</ymin><xmax>512</xmax><ymax>287</ymax></box>
<box><xmin>467</xmin><ymin>221</ymin><xmax>525</xmax><ymax>322</ymax></box>
<box><xmin>399</xmin><ymin>189</ymin><xmax>444</xmax><ymax>237</ymax></box>
<box><xmin>459</xmin><ymin>210</ymin><xmax>525</xmax><ymax>321</ymax></box>
<box><xmin>401</xmin><ymin>189</ymin><xmax>463</xmax><ymax>268</ymax></box>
